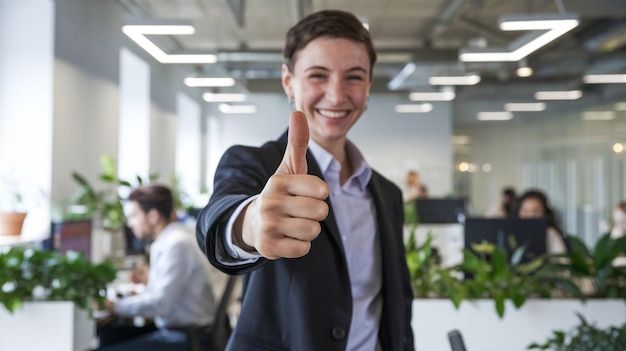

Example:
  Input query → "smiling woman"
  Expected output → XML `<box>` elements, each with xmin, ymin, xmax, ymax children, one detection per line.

<box><xmin>196</xmin><ymin>9</ymin><xmax>415</xmax><ymax>351</ymax></box>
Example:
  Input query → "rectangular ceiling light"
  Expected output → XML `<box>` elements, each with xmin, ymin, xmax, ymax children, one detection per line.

<box><xmin>203</xmin><ymin>93</ymin><xmax>247</xmax><ymax>102</ymax></box>
<box><xmin>452</xmin><ymin>135</ymin><xmax>471</xmax><ymax>145</ymax></box>
<box><xmin>504</xmin><ymin>102</ymin><xmax>546</xmax><ymax>112</ymax></box>
<box><xmin>583</xmin><ymin>74</ymin><xmax>626</xmax><ymax>84</ymax></box>
<box><xmin>185</xmin><ymin>77</ymin><xmax>236</xmax><ymax>87</ymax></box>
<box><xmin>409</xmin><ymin>91</ymin><xmax>456</xmax><ymax>101</ymax></box>
<box><xmin>477</xmin><ymin>111</ymin><xmax>513</xmax><ymax>121</ymax></box>
<box><xmin>429</xmin><ymin>75</ymin><xmax>481</xmax><ymax>85</ymax></box>
<box><xmin>582</xmin><ymin>111</ymin><xmax>615</xmax><ymax>121</ymax></box>
<box><xmin>218</xmin><ymin>103</ymin><xmax>257</xmax><ymax>114</ymax></box>
<box><xmin>616</xmin><ymin>102</ymin><xmax>626</xmax><ymax>111</ymax></box>
<box><xmin>394</xmin><ymin>103</ymin><xmax>433</xmax><ymax>113</ymax></box>
<box><xmin>534</xmin><ymin>90</ymin><xmax>582</xmax><ymax>100</ymax></box>
<box><xmin>122</xmin><ymin>24</ymin><xmax>217</xmax><ymax>64</ymax></box>
<box><xmin>460</xmin><ymin>14</ymin><xmax>579</xmax><ymax>62</ymax></box>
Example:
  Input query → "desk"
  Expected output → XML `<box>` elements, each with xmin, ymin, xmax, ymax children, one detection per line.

<box><xmin>0</xmin><ymin>234</ymin><xmax>41</xmax><ymax>249</ymax></box>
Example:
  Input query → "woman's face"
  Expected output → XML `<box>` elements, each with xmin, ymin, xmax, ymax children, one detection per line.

<box><xmin>518</xmin><ymin>198</ymin><xmax>546</xmax><ymax>218</ymax></box>
<box><xmin>282</xmin><ymin>37</ymin><xmax>371</xmax><ymax>148</ymax></box>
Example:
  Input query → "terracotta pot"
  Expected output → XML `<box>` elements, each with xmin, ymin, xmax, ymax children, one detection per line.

<box><xmin>0</xmin><ymin>212</ymin><xmax>27</xmax><ymax>236</ymax></box>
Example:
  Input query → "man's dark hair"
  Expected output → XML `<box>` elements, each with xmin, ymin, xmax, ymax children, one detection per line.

<box><xmin>283</xmin><ymin>9</ymin><xmax>377</xmax><ymax>77</ymax></box>
<box><xmin>128</xmin><ymin>185</ymin><xmax>173</xmax><ymax>220</ymax></box>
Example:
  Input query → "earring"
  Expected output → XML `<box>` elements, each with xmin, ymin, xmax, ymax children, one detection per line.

<box><xmin>288</xmin><ymin>96</ymin><xmax>295</xmax><ymax>111</ymax></box>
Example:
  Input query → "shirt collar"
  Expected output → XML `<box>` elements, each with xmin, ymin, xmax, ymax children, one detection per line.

<box><xmin>307</xmin><ymin>139</ymin><xmax>372</xmax><ymax>191</ymax></box>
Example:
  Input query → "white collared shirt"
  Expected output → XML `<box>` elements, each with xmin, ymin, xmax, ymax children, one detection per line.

<box><xmin>115</xmin><ymin>222</ymin><xmax>216</xmax><ymax>329</ymax></box>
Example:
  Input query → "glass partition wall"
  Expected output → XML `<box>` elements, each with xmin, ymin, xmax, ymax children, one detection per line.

<box><xmin>455</xmin><ymin>103</ymin><xmax>626</xmax><ymax>245</ymax></box>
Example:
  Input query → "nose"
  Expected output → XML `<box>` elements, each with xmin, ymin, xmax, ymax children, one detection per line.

<box><xmin>325</xmin><ymin>77</ymin><xmax>347</xmax><ymax>104</ymax></box>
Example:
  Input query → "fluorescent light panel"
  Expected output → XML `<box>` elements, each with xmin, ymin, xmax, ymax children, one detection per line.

<box><xmin>395</xmin><ymin>103</ymin><xmax>433</xmax><ymax>113</ymax></box>
<box><xmin>615</xmin><ymin>102</ymin><xmax>626</xmax><ymax>111</ymax></box>
<box><xmin>460</xmin><ymin>14</ymin><xmax>579</xmax><ymax>62</ymax></box>
<box><xmin>504</xmin><ymin>102</ymin><xmax>546</xmax><ymax>112</ymax></box>
<box><xmin>185</xmin><ymin>77</ymin><xmax>236</xmax><ymax>87</ymax></box>
<box><xmin>583</xmin><ymin>74</ymin><xmax>626</xmax><ymax>84</ymax></box>
<box><xmin>409</xmin><ymin>91</ymin><xmax>456</xmax><ymax>101</ymax></box>
<box><xmin>477</xmin><ymin>111</ymin><xmax>513</xmax><ymax>121</ymax></box>
<box><xmin>429</xmin><ymin>75</ymin><xmax>480</xmax><ymax>85</ymax></box>
<box><xmin>534</xmin><ymin>90</ymin><xmax>582</xmax><ymax>100</ymax></box>
<box><xmin>122</xmin><ymin>24</ymin><xmax>217</xmax><ymax>64</ymax></box>
<box><xmin>219</xmin><ymin>104</ymin><xmax>257</xmax><ymax>114</ymax></box>
<box><xmin>203</xmin><ymin>93</ymin><xmax>247</xmax><ymax>102</ymax></box>
<box><xmin>582</xmin><ymin>111</ymin><xmax>615</xmax><ymax>121</ymax></box>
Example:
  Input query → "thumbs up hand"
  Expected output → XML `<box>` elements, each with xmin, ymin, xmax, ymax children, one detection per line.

<box><xmin>238</xmin><ymin>111</ymin><xmax>330</xmax><ymax>259</ymax></box>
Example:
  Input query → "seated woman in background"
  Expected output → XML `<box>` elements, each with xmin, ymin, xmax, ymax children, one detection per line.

<box><xmin>486</xmin><ymin>186</ymin><xmax>517</xmax><ymax>218</ymax></box>
<box><xmin>515</xmin><ymin>189</ymin><xmax>568</xmax><ymax>255</ymax></box>
<box><xmin>610</xmin><ymin>201</ymin><xmax>626</xmax><ymax>239</ymax></box>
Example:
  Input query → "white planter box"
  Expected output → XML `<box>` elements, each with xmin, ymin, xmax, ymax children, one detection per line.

<box><xmin>412</xmin><ymin>299</ymin><xmax>626</xmax><ymax>351</ymax></box>
<box><xmin>0</xmin><ymin>301</ymin><xmax>95</xmax><ymax>351</ymax></box>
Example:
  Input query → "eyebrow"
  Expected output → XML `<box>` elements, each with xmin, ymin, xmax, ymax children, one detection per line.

<box><xmin>304</xmin><ymin>66</ymin><xmax>368</xmax><ymax>74</ymax></box>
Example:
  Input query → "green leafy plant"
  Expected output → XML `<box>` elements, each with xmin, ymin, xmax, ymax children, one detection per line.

<box><xmin>171</xmin><ymin>173</ymin><xmax>193</xmax><ymax>213</ymax></box>
<box><xmin>70</xmin><ymin>155</ymin><xmax>158</xmax><ymax>230</ymax></box>
<box><xmin>0</xmin><ymin>247</ymin><xmax>116</xmax><ymax>314</ymax></box>
<box><xmin>457</xmin><ymin>240</ymin><xmax>584</xmax><ymax>318</ymax></box>
<box><xmin>405</xmin><ymin>231</ymin><xmax>461</xmax><ymax>300</ymax></box>
<box><xmin>405</xmin><ymin>225</ymin><xmax>585</xmax><ymax>318</ymax></box>
<box><xmin>528</xmin><ymin>313</ymin><xmax>626</xmax><ymax>350</ymax></box>
<box><xmin>543</xmin><ymin>234</ymin><xmax>626</xmax><ymax>298</ymax></box>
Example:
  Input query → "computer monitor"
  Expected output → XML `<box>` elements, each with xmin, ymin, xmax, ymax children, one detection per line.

<box><xmin>415</xmin><ymin>198</ymin><xmax>466</xmax><ymax>224</ymax></box>
<box><xmin>48</xmin><ymin>219</ymin><xmax>93</xmax><ymax>259</ymax></box>
<box><xmin>463</xmin><ymin>217</ymin><xmax>547</xmax><ymax>261</ymax></box>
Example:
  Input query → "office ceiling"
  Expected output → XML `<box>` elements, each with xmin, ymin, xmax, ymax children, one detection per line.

<box><xmin>119</xmin><ymin>0</ymin><xmax>626</xmax><ymax>124</ymax></box>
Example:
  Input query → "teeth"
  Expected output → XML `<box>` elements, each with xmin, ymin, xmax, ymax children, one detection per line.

<box><xmin>318</xmin><ymin>109</ymin><xmax>349</xmax><ymax>118</ymax></box>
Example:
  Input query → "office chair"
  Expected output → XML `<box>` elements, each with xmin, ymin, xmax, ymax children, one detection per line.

<box><xmin>183</xmin><ymin>274</ymin><xmax>239</xmax><ymax>351</ymax></box>
<box><xmin>448</xmin><ymin>329</ymin><xmax>467</xmax><ymax>351</ymax></box>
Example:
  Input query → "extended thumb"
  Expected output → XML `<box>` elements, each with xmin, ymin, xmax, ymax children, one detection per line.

<box><xmin>276</xmin><ymin>111</ymin><xmax>309</xmax><ymax>175</ymax></box>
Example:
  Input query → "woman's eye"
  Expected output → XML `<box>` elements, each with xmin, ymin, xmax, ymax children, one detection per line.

<box><xmin>347</xmin><ymin>75</ymin><xmax>364</xmax><ymax>81</ymax></box>
<box><xmin>308</xmin><ymin>74</ymin><xmax>326</xmax><ymax>79</ymax></box>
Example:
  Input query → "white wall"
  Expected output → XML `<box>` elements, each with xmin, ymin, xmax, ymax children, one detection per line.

<box><xmin>206</xmin><ymin>94</ymin><xmax>453</xmax><ymax>195</ymax></box>
<box><xmin>352</xmin><ymin>96</ymin><xmax>453</xmax><ymax>196</ymax></box>
<box><xmin>50</xmin><ymin>0</ymin><xmax>202</xmax><ymax>213</ymax></box>
<box><xmin>0</xmin><ymin>0</ymin><xmax>54</xmax><ymax>238</ymax></box>
<box><xmin>175</xmin><ymin>93</ymin><xmax>202</xmax><ymax>195</ymax></box>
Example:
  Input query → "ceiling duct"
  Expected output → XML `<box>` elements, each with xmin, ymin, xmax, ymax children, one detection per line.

<box><xmin>222</xmin><ymin>0</ymin><xmax>246</xmax><ymax>27</ymax></box>
<box><xmin>583</xmin><ymin>19</ymin><xmax>626</xmax><ymax>53</ymax></box>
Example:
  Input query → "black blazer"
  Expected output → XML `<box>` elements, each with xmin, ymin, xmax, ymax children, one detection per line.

<box><xmin>196</xmin><ymin>131</ymin><xmax>415</xmax><ymax>351</ymax></box>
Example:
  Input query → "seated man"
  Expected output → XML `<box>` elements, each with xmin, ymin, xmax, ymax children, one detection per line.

<box><xmin>97</xmin><ymin>185</ymin><xmax>216</xmax><ymax>351</ymax></box>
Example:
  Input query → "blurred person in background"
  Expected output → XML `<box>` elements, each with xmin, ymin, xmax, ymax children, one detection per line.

<box><xmin>610</xmin><ymin>201</ymin><xmax>626</xmax><ymax>239</ymax></box>
<box><xmin>515</xmin><ymin>189</ymin><xmax>568</xmax><ymax>255</ymax></box>
<box><xmin>486</xmin><ymin>186</ymin><xmax>517</xmax><ymax>218</ymax></box>
<box><xmin>98</xmin><ymin>185</ymin><xmax>216</xmax><ymax>351</ymax></box>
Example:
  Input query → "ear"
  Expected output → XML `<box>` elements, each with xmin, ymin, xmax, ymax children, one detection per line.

<box><xmin>281</xmin><ymin>64</ymin><xmax>294</xmax><ymax>99</ymax></box>
<box><xmin>147</xmin><ymin>208</ymin><xmax>161</xmax><ymax>225</ymax></box>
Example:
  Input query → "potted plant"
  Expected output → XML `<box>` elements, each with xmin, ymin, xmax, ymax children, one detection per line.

<box><xmin>407</xmin><ymin>223</ymin><xmax>626</xmax><ymax>351</ymax></box>
<box><xmin>0</xmin><ymin>246</ymin><xmax>116</xmax><ymax>350</ymax></box>
<box><xmin>528</xmin><ymin>313</ymin><xmax>626</xmax><ymax>350</ymax></box>
<box><xmin>67</xmin><ymin>154</ymin><xmax>158</xmax><ymax>263</ymax></box>
<box><xmin>0</xmin><ymin>174</ymin><xmax>45</xmax><ymax>236</ymax></box>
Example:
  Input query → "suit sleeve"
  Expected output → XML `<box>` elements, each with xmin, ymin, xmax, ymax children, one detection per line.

<box><xmin>195</xmin><ymin>143</ymin><xmax>281</xmax><ymax>275</ymax></box>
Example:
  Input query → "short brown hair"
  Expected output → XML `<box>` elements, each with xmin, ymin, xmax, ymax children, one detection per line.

<box><xmin>283</xmin><ymin>10</ymin><xmax>377</xmax><ymax>77</ymax></box>
<box><xmin>128</xmin><ymin>185</ymin><xmax>173</xmax><ymax>220</ymax></box>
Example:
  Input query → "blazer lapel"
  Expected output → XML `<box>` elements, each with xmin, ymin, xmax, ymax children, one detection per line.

<box><xmin>368</xmin><ymin>173</ymin><xmax>404</xmax><ymax>350</ymax></box>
